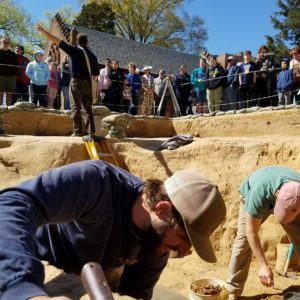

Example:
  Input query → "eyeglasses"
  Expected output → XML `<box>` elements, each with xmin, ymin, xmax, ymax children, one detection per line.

<box><xmin>2</xmin><ymin>41</ymin><xmax>9</xmax><ymax>44</ymax></box>
<box><xmin>292</xmin><ymin>52</ymin><xmax>298</xmax><ymax>55</ymax></box>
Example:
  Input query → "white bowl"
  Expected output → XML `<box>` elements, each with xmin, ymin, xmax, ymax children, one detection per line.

<box><xmin>189</xmin><ymin>278</ymin><xmax>229</xmax><ymax>300</ymax></box>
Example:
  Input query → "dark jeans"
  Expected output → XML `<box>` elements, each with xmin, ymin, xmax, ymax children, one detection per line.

<box><xmin>69</xmin><ymin>78</ymin><xmax>95</xmax><ymax>135</ymax></box>
<box><xmin>53</xmin><ymin>88</ymin><xmax>61</xmax><ymax>110</ymax></box>
<box><xmin>292</xmin><ymin>83</ymin><xmax>300</xmax><ymax>104</ymax></box>
<box><xmin>256</xmin><ymin>77</ymin><xmax>277</xmax><ymax>107</ymax></box>
<box><xmin>12</xmin><ymin>82</ymin><xmax>29</xmax><ymax>104</ymax></box>
<box><xmin>222</xmin><ymin>85</ymin><xmax>239</xmax><ymax>111</ymax></box>
<box><xmin>32</xmin><ymin>84</ymin><xmax>47</xmax><ymax>107</ymax></box>
<box><xmin>105</xmin><ymin>86</ymin><xmax>122</xmax><ymax>112</ymax></box>
<box><xmin>238</xmin><ymin>86</ymin><xmax>256</xmax><ymax>108</ymax></box>
<box><xmin>177</xmin><ymin>93</ymin><xmax>189</xmax><ymax>116</ymax></box>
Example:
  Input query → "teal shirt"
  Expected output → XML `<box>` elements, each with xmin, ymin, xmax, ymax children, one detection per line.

<box><xmin>191</xmin><ymin>67</ymin><xmax>206</xmax><ymax>90</ymax></box>
<box><xmin>240</xmin><ymin>166</ymin><xmax>300</xmax><ymax>218</ymax></box>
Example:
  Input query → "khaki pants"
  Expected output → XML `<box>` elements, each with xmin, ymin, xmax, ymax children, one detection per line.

<box><xmin>227</xmin><ymin>201</ymin><xmax>300</xmax><ymax>296</ymax></box>
<box><xmin>207</xmin><ymin>86</ymin><xmax>223</xmax><ymax>113</ymax></box>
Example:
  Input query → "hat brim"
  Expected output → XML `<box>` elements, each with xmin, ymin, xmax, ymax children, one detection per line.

<box><xmin>184</xmin><ymin>221</ymin><xmax>217</xmax><ymax>263</ymax></box>
<box><xmin>182</xmin><ymin>191</ymin><xmax>226</xmax><ymax>263</ymax></box>
<box><xmin>142</xmin><ymin>66</ymin><xmax>152</xmax><ymax>71</ymax></box>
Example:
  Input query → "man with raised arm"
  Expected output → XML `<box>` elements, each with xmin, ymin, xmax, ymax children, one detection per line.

<box><xmin>36</xmin><ymin>24</ymin><xmax>99</xmax><ymax>137</ymax></box>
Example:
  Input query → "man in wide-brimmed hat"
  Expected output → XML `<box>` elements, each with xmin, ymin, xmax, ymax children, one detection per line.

<box><xmin>0</xmin><ymin>160</ymin><xmax>226</xmax><ymax>300</ymax></box>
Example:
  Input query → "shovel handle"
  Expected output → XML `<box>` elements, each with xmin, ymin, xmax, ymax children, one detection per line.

<box><xmin>283</xmin><ymin>243</ymin><xmax>294</xmax><ymax>276</ymax></box>
<box><xmin>81</xmin><ymin>262</ymin><xmax>114</xmax><ymax>300</ymax></box>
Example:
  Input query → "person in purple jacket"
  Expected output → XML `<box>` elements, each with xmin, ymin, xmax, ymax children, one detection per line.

<box><xmin>0</xmin><ymin>160</ymin><xmax>226</xmax><ymax>300</ymax></box>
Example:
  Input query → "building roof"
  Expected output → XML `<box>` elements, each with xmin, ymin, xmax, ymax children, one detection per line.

<box><xmin>50</xmin><ymin>13</ymin><xmax>200</xmax><ymax>75</ymax></box>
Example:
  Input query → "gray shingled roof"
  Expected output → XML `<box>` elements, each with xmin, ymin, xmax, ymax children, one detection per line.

<box><xmin>68</xmin><ymin>25</ymin><xmax>199</xmax><ymax>75</ymax></box>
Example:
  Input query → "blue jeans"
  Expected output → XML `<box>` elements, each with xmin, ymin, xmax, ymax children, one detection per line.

<box><xmin>61</xmin><ymin>86</ymin><xmax>70</xmax><ymax>110</ymax></box>
<box><xmin>223</xmin><ymin>85</ymin><xmax>239</xmax><ymax>111</ymax></box>
<box><xmin>196</xmin><ymin>88</ymin><xmax>207</xmax><ymax>104</ymax></box>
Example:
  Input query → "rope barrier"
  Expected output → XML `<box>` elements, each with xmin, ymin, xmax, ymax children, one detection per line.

<box><xmin>0</xmin><ymin>62</ymin><xmax>284</xmax><ymax>87</ymax></box>
<box><xmin>1</xmin><ymin>62</ymin><xmax>299</xmax><ymax>112</ymax></box>
<box><xmin>0</xmin><ymin>87</ymin><xmax>299</xmax><ymax>111</ymax></box>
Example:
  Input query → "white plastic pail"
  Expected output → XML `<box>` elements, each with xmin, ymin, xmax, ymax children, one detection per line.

<box><xmin>189</xmin><ymin>278</ymin><xmax>229</xmax><ymax>300</ymax></box>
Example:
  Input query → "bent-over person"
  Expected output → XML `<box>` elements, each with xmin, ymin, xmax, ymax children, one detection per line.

<box><xmin>0</xmin><ymin>160</ymin><xmax>226</xmax><ymax>300</ymax></box>
<box><xmin>227</xmin><ymin>166</ymin><xmax>300</xmax><ymax>299</ymax></box>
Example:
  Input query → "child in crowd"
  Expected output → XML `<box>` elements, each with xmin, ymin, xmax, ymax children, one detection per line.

<box><xmin>187</xmin><ymin>90</ymin><xmax>197</xmax><ymax>115</ymax></box>
<box><xmin>121</xmin><ymin>78</ymin><xmax>133</xmax><ymax>113</ymax></box>
<box><xmin>277</xmin><ymin>58</ymin><xmax>293</xmax><ymax>106</ymax></box>
<box><xmin>47</xmin><ymin>62</ymin><xmax>58</xmax><ymax>108</ymax></box>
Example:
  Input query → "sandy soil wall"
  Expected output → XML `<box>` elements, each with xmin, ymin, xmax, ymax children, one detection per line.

<box><xmin>1</xmin><ymin>107</ymin><xmax>300</xmax><ymax>299</ymax></box>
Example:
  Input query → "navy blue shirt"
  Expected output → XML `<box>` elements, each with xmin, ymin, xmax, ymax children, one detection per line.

<box><xmin>0</xmin><ymin>160</ymin><xmax>168</xmax><ymax>300</ymax></box>
<box><xmin>59</xmin><ymin>40</ymin><xmax>99</xmax><ymax>81</ymax></box>
<box><xmin>239</xmin><ymin>61</ymin><xmax>257</xmax><ymax>87</ymax></box>
<box><xmin>173</xmin><ymin>73</ymin><xmax>193</xmax><ymax>100</ymax></box>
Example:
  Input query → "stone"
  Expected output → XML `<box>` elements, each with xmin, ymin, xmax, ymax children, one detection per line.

<box><xmin>14</xmin><ymin>102</ymin><xmax>38</xmax><ymax>109</ymax></box>
<box><xmin>236</xmin><ymin>108</ymin><xmax>247</xmax><ymax>114</ymax></box>
<box><xmin>258</xmin><ymin>106</ymin><xmax>273</xmax><ymax>112</ymax></box>
<box><xmin>273</xmin><ymin>105</ymin><xmax>285</xmax><ymax>111</ymax></box>
<box><xmin>7</xmin><ymin>106</ymin><xmax>23</xmax><ymax>111</ymax></box>
<box><xmin>225</xmin><ymin>110</ymin><xmax>236</xmax><ymax>115</ymax></box>
<box><xmin>246</xmin><ymin>106</ymin><xmax>259</xmax><ymax>113</ymax></box>
<box><xmin>93</xmin><ymin>105</ymin><xmax>111</xmax><ymax>115</ymax></box>
<box><xmin>101</xmin><ymin>114</ymin><xmax>129</xmax><ymax>138</ymax></box>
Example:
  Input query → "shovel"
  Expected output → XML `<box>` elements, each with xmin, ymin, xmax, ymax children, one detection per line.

<box><xmin>277</xmin><ymin>243</ymin><xmax>297</xmax><ymax>279</ymax></box>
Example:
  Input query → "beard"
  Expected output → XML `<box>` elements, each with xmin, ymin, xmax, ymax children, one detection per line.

<box><xmin>139</xmin><ymin>218</ymin><xmax>172</xmax><ymax>259</ymax></box>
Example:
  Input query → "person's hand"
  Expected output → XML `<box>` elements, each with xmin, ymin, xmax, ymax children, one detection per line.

<box><xmin>258</xmin><ymin>264</ymin><xmax>274</xmax><ymax>287</ymax></box>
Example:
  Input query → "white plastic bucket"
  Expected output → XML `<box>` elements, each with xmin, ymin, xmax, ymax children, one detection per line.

<box><xmin>189</xmin><ymin>278</ymin><xmax>229</xmax><ymax>300</ymax></box>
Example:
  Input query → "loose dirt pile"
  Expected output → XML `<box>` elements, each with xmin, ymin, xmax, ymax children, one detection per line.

<box><xmin>191</xmin><ymin>283</ymin><xmax>226</xmax><ymax>295</ymax></box>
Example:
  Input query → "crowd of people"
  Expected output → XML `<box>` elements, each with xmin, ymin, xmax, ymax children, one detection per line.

<box><xmin>0</xmin><ymin>37</ymin><xmax>71</xmax><ymax>110</ymax></box>
<box><xmin>97</xmin><ymin>45</ymin><xmax>300</xmax><ymax>116</ymax></box>
<box><xmin>1</xmin><ymin>29</ymin><xmax>300</xmax><ymax>300</ymax></box>
<box><xmin>1</xmin><ymin>34</ymin><xmax>299</xmax><ymax>116</ymax></box>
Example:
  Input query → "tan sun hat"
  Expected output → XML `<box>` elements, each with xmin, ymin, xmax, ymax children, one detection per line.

<box><xmin>164</xmin><ymin>170</ymin><xmax>226</xmax><ymax>263</ymax></box>
<box><xmin>142</xmin><ymin>65</ymin><xmax>152</xmax><ymax>71</ymax></box>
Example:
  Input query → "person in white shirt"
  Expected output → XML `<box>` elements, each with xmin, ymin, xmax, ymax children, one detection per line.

<box><xmin>98</xmin><ymin>58</ymin><xmax>112</xmax><ymax>103</ymax></box>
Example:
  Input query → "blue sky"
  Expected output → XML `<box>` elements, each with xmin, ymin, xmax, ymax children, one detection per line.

<box><xmin>22</xmin><ymin>0</ymin><xmax>278</xmax><ymax>55</ymax></box>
